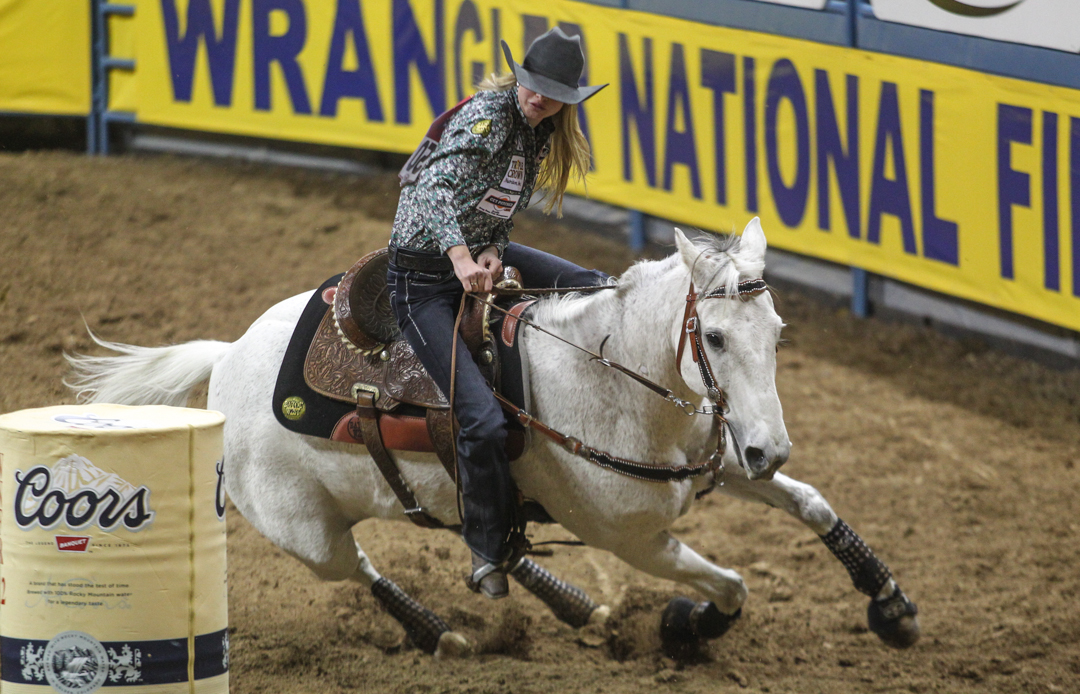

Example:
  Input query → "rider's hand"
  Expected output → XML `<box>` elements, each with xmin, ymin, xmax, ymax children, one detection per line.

<box><xmin>477</xmin><ymin>246</ymin><xmax>503</xmax><ymax>280</ymax></box>
<box><xmin>447</xmin><ymin>245</ymin><xmax>492</xmax><ymax>292</ymax></box>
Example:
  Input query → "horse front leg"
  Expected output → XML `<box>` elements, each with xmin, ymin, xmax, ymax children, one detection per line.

<box><xmin>602</xmin><ymin>530</ymin><xmax>746</xmax><ymax>654</ymax></box>
<box><xmin>718</xmin><ymin>471</ymin><xmax>920</xmax><ymax>648</ymax></box>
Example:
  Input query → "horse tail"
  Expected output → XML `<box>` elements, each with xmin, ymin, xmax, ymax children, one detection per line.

<box><xmin>65</xmin><ymin>331</ymin><xmax>231</xmax><ymax>407</ymax></box>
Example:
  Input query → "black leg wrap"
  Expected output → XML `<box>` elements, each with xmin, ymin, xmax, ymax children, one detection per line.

<box><xmin>371</xmin><ymin>577</ymin><xmax>451</xmax><ymax>655</ymax></box>
<box><xmin>820</xmin><ymin>518</ymin><xmax>892</xmax><ymax>597</ymax></box>
<box><xmin>510</xmin><ymin>557</ymin><xmax>599</xmax><ymax>628</ymax></box>
<box><xmin>868</xmin><ymin>585</ymin><xmax>920</xmax><ymax>649</ymax></box>
<box><xmin>660</xmin><ymin>597</ymin><xmax>741</xmax><ymax>658</ymax></box>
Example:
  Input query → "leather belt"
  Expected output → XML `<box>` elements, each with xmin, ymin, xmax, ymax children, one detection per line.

<box><xmin>388</xmin><ymin>244</ymin><xmax>454</xmax><ymax>273</ymax></box>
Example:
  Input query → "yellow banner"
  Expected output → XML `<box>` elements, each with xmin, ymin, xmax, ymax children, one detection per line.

<box><xmin>0</xmin><ymin>0</ymin><xmax>90</xmax><ymax>115</ymax></box>
<box><xmin>11</xmin><ymin>0</ymin><xmax>1080</xmax><ymax>331</ymax></box>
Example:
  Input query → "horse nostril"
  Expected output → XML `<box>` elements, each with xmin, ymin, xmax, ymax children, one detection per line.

<box><xmin>744</xmin><ymin>446</ymin><xmax>766</xmax><ymax>471</ymax></box>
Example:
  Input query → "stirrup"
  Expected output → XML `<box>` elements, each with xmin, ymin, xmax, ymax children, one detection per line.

<box><xmin>467</xmin><ymin>559</ymin><xmax>509</xmax><ymax>599</ymax></box>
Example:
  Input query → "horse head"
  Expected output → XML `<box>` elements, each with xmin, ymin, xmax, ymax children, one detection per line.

<box><xmin>673</xmin><ymin>218</ymin><xmax>790</xmax><ymax>481</ymax></box>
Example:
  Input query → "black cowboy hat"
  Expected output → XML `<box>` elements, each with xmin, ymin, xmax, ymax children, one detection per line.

<box><xmin>501</xmin><ymin>27</ymin><xmax>607</xmax><ymax>105</ymax></box>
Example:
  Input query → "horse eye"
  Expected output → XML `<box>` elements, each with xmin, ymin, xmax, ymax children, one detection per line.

<box><xmin>705</xmin><ymin>332</ymin><xmax>724</xmax><ymax>350</ymax></box>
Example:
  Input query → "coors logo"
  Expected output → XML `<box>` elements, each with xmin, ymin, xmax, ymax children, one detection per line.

<box><xmin>15</xmin><ymin>455</ymin><xmax>155</xmax><ymax>532</ymax></box>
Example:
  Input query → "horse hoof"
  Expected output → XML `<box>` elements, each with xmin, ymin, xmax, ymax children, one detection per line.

<box><xmin>868</xmin><ymin>588</ymin><xmax>921</xmax><ymax>649</ymax></box>
<box><xmin>660</xmin><ymin>597</ymin><xmax>740</xmax><ymax>658</ymax></box>
<box><xmin>433</xmin><ymin>631</ymin><xmax>472</xmax><ymax>660</ymax></box>
<box><xmin>587</xmin><ymin>604</ymin><xmax>611</xmax><ymax>628</ymax></box>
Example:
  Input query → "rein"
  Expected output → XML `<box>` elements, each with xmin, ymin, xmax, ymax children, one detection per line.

<box><xmin>467</xmin><ymin>276</ymin><xmax>770</xmax><ymax>487</ymax></box>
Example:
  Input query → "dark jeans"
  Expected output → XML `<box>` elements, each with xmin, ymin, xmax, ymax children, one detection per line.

<box><xmin>388</xmin><ymin>242</ymin><xmax>607</xmax><ymax>563</ymax></box>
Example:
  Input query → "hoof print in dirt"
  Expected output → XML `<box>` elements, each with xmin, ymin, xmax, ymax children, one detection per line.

<box><xmin>659</xmin><ymin>597</ymin><xmax>740</xmax><ymax>659</ymax></box>
<box><xmin>867</xmin><ymin>588</ymin><xmax>920</xmax><ymax>649</ymax></box>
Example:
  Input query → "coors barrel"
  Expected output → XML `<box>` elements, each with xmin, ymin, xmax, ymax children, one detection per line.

<box><xmin>0</xmin><ymin>405</ymin><xmax>228</xmax><ymax>694</ymax></box>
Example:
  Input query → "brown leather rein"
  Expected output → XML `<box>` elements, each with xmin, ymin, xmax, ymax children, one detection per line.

<box><xmin>470</xmin><ymin>277</ymin><xmax>770</xmax><ymax>487</ymax></box>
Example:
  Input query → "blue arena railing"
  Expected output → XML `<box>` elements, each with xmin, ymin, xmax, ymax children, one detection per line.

<box><xmin>89</xmin><ymin>0</ymin><xmax>136</xmax><ymax>155</ymax></box>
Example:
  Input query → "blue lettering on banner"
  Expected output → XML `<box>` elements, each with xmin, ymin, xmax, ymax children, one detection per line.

<box><xmin>393</xmin><ymin>0</ymin><xmax>445</xmax><ymax>124</ymax></box>
<box><xmin>160</xmin><ymin>0</ymin><xmax>241</xmax><ymax>105</ymax></box>
<box><xmin>997</xmin><ymin>103</ymin><xmax>1033</xmax><ymax>280</ymax></box>
<box><xmin>868</xmin><ymin>82</ymin><xmax>916</xmax><ymax>255</ymax></box>
<box><xmin>919</xmin><ymin>89</ymin><xmax>959</xmax><ymax>265</ymax></box>
<box><xmin>662</xmin><ymin>43</ymin><xmax>701</xmax><ymax>199</ymax></box>
<box><xmin>815</xmin><ymin>70</ymin><xmax>860</xmax><ymax>239</ymax></box>
<box><xmin>558</xmin><ymin>22</ymin><xmax>593</xmax><ymax>158</ymax></box>
<box><xmin>320</xmin><ymin>0</ymin><xmax>384</xmax><ymax>120</ymax></box>
<box><xmin>253</xmin><ymin>0</ymin><xmax>312</xmax><ymax>113</ymax></box>
<box><xmin>699</xmin><ymin>49</ymin><xmax>735</xmax><ymax>206</ymax></box>
<box><xmin>1042</xmin><ymin>111</ymin><xmax>1059</xmax><ymax>290</ymax></box>
<box><xmin>743</xmin><ymin>56</ymin><xmax>758</xmax><ymax>213</ymax></box>
<box><xmin>1072</xmin><ymin>117</ymin><xmax>1080</xmax><ymax>297</ymax></box>
<box><xmin>453</xmin><ymin>0</ymin><xmax>483</xmax><ymax>103</ymax></box>
<box><xmin>765</xmin><ymin>58</ymin><xmax>810</xmax><ymax>228</ymax></box>
<box><xmin>522</xmin><ymin>14</ymin><xmax>548</xmax><ymax>48</ymax></box>
<box><xmin>490</xmin><ymin>8</ymin><xmax>502</xmax><ymax>84</ymax></box>
<box><xmin>619</xmin><ymin>34</ymin><xmax>655</xmax><ymax>187</ymax></box>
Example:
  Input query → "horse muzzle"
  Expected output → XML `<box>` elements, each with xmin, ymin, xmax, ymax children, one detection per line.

<box><xmin>743</xmin><ymin>441</ymin><xmax>790</xmax><ymax>481</ymax></box>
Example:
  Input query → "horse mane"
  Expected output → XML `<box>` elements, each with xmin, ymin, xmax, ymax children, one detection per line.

<box><xmin>527</xmin><ymin>230</ymin><xmax>752</xmax><ymax>330</ymax></box>
<box><xmin>684</xmin><ymin>230</ymin><xmax>760</xmax><ymax>300</ymax></box>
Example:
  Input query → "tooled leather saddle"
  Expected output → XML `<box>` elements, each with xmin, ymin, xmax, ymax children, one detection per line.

<box><xmin>272</xmin><ymin>248</ymin><xmax>536</xmax><ymax>528</ymax></box>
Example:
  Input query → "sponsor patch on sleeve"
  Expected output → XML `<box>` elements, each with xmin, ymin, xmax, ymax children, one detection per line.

<box><xmin>500</xmin><ymin>155</ymin><xmax>526</xmax><ymax>192</ymax></box>
<box><xmin>471</xmin><ymin>119</ymin><xmax>493</xmax><ymax>135</ymax></box>
<box><xmin>476</xmin><ymin>189</ymin><xmax>520</xmax><ymax>219</ymax></box>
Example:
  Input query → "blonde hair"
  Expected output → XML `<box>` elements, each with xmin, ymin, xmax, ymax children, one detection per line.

<box><xmin>477</xmin><ymin>72</ymin><xmax>591</xmax><ymax>216</ymax></box>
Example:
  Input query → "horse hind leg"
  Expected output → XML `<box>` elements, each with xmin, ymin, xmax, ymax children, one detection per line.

<box><xmin>369</xmin><ymin>576</ymin><xmax>470</xmax><ymax>658</ymax></box>
<box><xmin>299</xmin><ymin>529</ymin><xmax>470</xmax><ymax>659</ymax></box>
<box><xmin>509</xmin><ymin>557</ymin><xmax>610</xmax><ymax>628</ymax></box>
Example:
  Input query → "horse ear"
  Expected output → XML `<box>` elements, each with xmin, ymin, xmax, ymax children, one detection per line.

<box><xmin>675</xmin><ymin>227</ymin><xmax>723</xmax><ymax>284</ymax></box>
<box><xmin>739</xmin><ymin>217</ymin><xmax>767</xmax><ymax>262</ymax></box>
<box><xmin>674</xmin><ymin>227</ymin><xmax>702</xmax><ymax>272</ymax></box>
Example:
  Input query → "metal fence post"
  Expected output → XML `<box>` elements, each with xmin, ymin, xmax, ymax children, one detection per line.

<box><xmin>851</xmin><ymin>267</ymin><xmax>870</xmax><ymax>317</ymax></box>
<box><xmin>89</xmin><ymin>0</ymin><xmax>136</xmax><ymax>155</ymax></box>
<box><xmin>629</xmin><ymin>210</ymin><xmax>646</xmax><ymax>253</ymax></box>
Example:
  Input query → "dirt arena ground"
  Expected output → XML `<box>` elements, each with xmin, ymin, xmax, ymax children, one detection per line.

<box><xmin>2</xmin><ymin>150</ymin><xmax>1078</xmax><ymax>694</ymax></box>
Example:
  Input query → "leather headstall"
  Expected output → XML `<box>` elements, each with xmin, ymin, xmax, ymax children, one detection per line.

<box><xmin>676</xmin><ymin>277</ymin><xmax>768</xmax><ymax>406</ymax></box>
<box><xmin>674</xmin><ymin>277</ymin><xmax>768</xmax><ymax>496</ymax></box>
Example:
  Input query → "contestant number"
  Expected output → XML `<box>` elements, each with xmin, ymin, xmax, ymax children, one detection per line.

<box><xmin>400</xmin><ymin>138</ymin><xmax>438</xmax><ymax>185</ymax></box>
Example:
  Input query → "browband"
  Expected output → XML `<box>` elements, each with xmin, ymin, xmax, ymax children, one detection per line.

<box><xmin>701</xmin><ymin>278</ymin><xmax>769</xmax><ymax>300</ymax></box>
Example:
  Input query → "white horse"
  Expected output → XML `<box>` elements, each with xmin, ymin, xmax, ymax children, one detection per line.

<box><xmin>67</xmin><ymin>219</ymin><xmax>918</xmax><ymax>657</ymax></box>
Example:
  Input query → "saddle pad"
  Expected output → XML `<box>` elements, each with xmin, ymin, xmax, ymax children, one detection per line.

<box><xmin>273</xmin><ymin>274</ymin><xmax>358</xmax><ymax>438</ymax></box>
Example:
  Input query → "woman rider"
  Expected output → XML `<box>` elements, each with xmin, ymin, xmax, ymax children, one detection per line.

<box><xmin>386</xmin><ymin>28</ymin><xmax>608</xmax><ymax>599</ymax></box>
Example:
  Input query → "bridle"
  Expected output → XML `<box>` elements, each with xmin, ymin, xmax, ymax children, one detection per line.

<box><xmin>673</xmin><ymin>276</ymin><xmax>769</xmax><ymax>493</ymax></box>
<box><xmin>676</xmin><ymin>277</ymin><xmax>769</xmax><ymax>408</ymax></box>
<box><xmin>472</xmin><ymin>275</ymin><xmax>770</xmax><ymax>490</ymax></box>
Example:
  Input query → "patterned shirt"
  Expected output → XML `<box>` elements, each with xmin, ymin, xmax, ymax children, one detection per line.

<box><xmin>390</xmin><ymin>88</ymin><xmax>555</xmax><ymax>256</ymax></box>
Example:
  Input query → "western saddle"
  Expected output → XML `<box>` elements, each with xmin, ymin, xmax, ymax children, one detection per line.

<box><xmin>302</xmin><ymin>248</ymin><xmax>533</xmax><ymax>528</ymax></box>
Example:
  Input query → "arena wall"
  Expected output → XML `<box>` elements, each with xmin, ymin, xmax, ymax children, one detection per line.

<box><xmin>2</xmin><ymin>0</ymin><xmax>1078</xmax><ymax>338</ymax></box>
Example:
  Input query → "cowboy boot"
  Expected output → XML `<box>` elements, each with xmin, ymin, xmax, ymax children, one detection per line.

<box><xmin>467</xmin><ymin>551</ymin><xmax>509</xmax><ymax>599</ymax></box>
